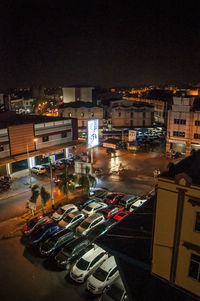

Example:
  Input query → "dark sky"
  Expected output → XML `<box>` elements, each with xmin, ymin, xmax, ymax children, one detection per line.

<box><xmin>0</xmin><ymin>0</ymin><xmax>200</xmax><ymax>89</ymax></box>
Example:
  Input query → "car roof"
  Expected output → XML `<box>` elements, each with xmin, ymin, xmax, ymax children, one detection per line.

<box><xmin>65</xmin><ymin>237</ymin><xmax>90</xmax><ymax>251</ymax></box>
<box><xmin>68</xmin><ymin>210</ymin><xmax>83</xmax><ymax>218</ymax></box>
<box><xmin>79</xmin><ymin>244</ymin><xmax>105</xmax><ymax>261</ymax></box>
<box><xmin>34</xmin><ymin>165</ymin><xmax>45</xmax><ymax>168</ymax></box>
<box><xmin>62</xmin><ymin>204</ymin><xmax>77</xmax><ymax>210</ymax></box>
<box><xmin>85</xmin><ymin>213</ymin><xmax>104</xmax><ymax>222</ymax></box>
<box><xmin>99</xmin><ymin>256</ymin><xmax>116</xmax><ymax>272</ymax></box>
<box><xmin>51</xmin><ymin>228</ymin><xmax>72</xmax><ymax>239</ymax></box>
<box><xmin>85</xmin><ymin>202</ymin><xmax>105</xmax><ymax>209</ymax></box>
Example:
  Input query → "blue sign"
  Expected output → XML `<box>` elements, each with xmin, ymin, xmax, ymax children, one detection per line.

<box><xmin>88</xmin><ymin>119</ymin><xmax>99</xmax><ymax>148</ymax></box>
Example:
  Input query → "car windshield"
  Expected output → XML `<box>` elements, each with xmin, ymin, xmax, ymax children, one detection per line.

<box><xmin>93</xmin><ymin>267</ymin><xmax>108</xmax><ymax>282</ymax></box>
<box><xmin>46</xmin><ymin>237</ymin><xmax>56</xmax><ymax>247</ymax></box>
<box><xmin>80</xmin><ymin>221</ymin><xmax>90</xmax><ymax>229</ymax></box>
<box><xmin>57</xmin><ymin>208</ymin><xmax>64</xmax><ymax>215</ymax></box>
<box><xmin>106</xmin><ymin>285</ymin><xmax>124</xmax><ymax>301</ymax></box>
<box><xmin>84</xmin><ymin>205</ymin><xmax>93</xmax><ymax>212</ymax></box>
<box><xmin>64</xmin><ymin>215</ymin><xmax>73</xmax><ymax>222</ymax></box>
<box><xmin>76</xmin><ymin>258</ymin><xmax>89</xmax><ymax>271</ymax></box>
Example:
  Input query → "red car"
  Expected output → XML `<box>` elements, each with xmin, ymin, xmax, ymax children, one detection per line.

<box><xmin>52</xmin><ymin>161</ymin><xmax>65</xmax><ymax>170</ymax></box>
<box><xmin>101</xmin><ymin>205</ymin><xmax>124</xmax><ymax>219</ymax></box>
<box><xmin>104</xmin><ymin>193</ymin><xmax>125</xmax><ymax>205</ymax></box>
<box><xmin>22</xmin><ymin>215</ymin><xmax>51</xmax><ymax>236</ymax></box>
<box><xmin>112</xmin><ymin>211</ymin><xmax>130</xmax><ymax>221</ymax></box>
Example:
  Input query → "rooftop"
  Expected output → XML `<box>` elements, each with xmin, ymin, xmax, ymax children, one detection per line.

<box><xmin>0</xmin><ymin>111</ymin><xmax>71</xmax><ymax>129</ymax></box>
<box><xmin>59</xmin><ymin>101</ymin><xmax>99</xmax><ymax>109</ymax></box>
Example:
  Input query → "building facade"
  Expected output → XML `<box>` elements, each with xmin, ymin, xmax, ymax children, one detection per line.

<box><xmin>62</xmin><ymin>87</ymin><xmax>93</xmax><ymax>103</ymax></box>
<box><xmin>58</xmin><ymin>101</ymin><xmax>103</xmax><ymax>139</ymax></box>
<box><xmin>123</xmin><ymin>96</ymin><xmax>167</xmax><ymax>125</ymax></box>
<box><xmin>111</xmin><ymin>100</ymin><xmax>154</xmax><ymax>128</ymax></box>
<box><xmin>152</xmin><ymin>171</ymin><xmax>200</xmax><ymax>297</ymax></box>
<box><xmin>166</xmin><ymin>96</ymin><xmax>200</xmax><ymax>156</ymax></box>
<box><xmin>0</xmin><ymin>112</ymin><xmax>78</xmax><ymax>175</ymax></box>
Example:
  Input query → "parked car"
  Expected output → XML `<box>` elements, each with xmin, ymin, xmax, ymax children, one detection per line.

<box><xmin>112</xmin><ymin>211</ymin><xmax>130</xmax><ymax>222</ymax></box>
<box><xmin>87</xmin><ymin>256</ymin><xmax>119</xmax><ymax>295</ymax></box>
<box><xmin>87</xmin><ymin>219</ymin><xmax>116</xmax><ymax>242</ymax></box>
<box><xmin>76</xmin><ymin>213</ymin><xmax>105</xmax><ymax>237</ymax></box>
<box><xmin>39</xmin><ymin>228</ymin><xmax>75</xmax><ymax>256</ymax></box>
<box><xmin>54</xmin><ymin>237</ymin><xmax>92</xmax><ymax>270</ymax></box>
<box><xmin>104</xmin><ymin>193</ymin><xmax>125</xmax><ymax>206</ymax></box>
<box><xmin>70</xmin><ymin>244</ymin><xmax>108</xmax><ymax>283</ymax></box>
<box><xmin>30</xmin><ymin>165</ymin><xmax>47</xmax><ymax>175</ymax></box>
<box><xmin>100</xmin><ymin>277</ymin><xmax>129</xmax><ymax>301</ymax></box>
<box><xmin>118</xmin><ymin>195</ymin><xmax>139</xmax><ymax>209</ymax></box>
<box><xmin>29</xmin><ymin>222</ymin><xmax>60</xmax><ymax>246</ymax></box>
<box><xmin>22</xmin><ymin>215</ymin><xmax>51</xmax><ymax>236</ymax></box>
<box><xmin>82</xmin><ymin>202</ymin><xmax>108</xmax><ymax>217</ymax></box>
<box><xmin>77</xmin><ymin>198</ymin><xmax>103</xmax><ymax>210</ymax></box>
<box><xmin>53</xmin><ymin>173</ymin><xmax>65</xmax><ymax>184</ymax></box>
<box><xmin>58</xmin><ymin>211</ymin><xmax>85</xmax><ymax>230</ymax></box>
<box><xmin>129</xmin><ymin>199</ymin><xmax>147</xmax><ymax>212</ymax></box>
<box><xmin>59</xmin><ymin>158</ymin><xmax>73</xmax><ymax>167</ymax></box>
<box><xmin>101</xmin><ymin>205</ymin><xmax>124</xmax><ymax>220</ymax></box>
<box><xmin>41</xmin><ymin>163</ymin><xmax>51</xmax><ymax>172</ymax></box>
<box><xmin>52</xmin><ymin>160</ymin><xmax>65</xmax><ymax>170</ymax></box>
<box><xmin>52</xmin><ymin>204</ymin><xmax>78</xmax><ymax>222</ymax></box>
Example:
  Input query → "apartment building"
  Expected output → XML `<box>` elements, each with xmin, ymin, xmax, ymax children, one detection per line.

<box><xmin>166</xmin><ymin>96</ymin><xmax>200</xmax><ymax>155</ymax></box>
<box><xmin>0</xmin><ymin>111</ymin><xmax>78</xmax><ymax>175</ymax></box>
<box><xmin>111</xmin><ymin>100</ymin><xmax>154</xmax><ymax>128</ymax></box>
<box><xmin>152</xmin><ymin>150</ymin><xmax>200</xmax><ymax>298</ymax></box>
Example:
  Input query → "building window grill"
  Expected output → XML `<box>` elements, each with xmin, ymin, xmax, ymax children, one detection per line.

<box><xmin>174</xmin><ymin>119</ymin><xmax>186</xmax><ymax>125</ymax></box>
<box><xmin>188</xmin><ymin>253</ymin><xmax>200</xmax><ymax>281</ymax></box>
<box><xmin>195</xmin><ymin>120</ymin><xmax>200</xmax><ymax>126</ymax></box>
<box><xmin>42</xmin><ymin>136</ymin><xmax>49</xmax><ymax>142</ymax></box>
<box><xmin>0</xmin><ymin>145</ymin><xmax>4</xmax><ymax>152</ymax></box>
<box><xmin>61</xmin><ymin>132</ymin><xmax>67</xmax><ymax>138</ymax></box>
<box><xmin>194</xmin><ymin>133</ymin><xmax>200</xmax><ymax>139</ymax></box>
<box><xmin>195</xmin><ymin>212</ymin><xmax>200</xmax><ymax>232</ymax></box>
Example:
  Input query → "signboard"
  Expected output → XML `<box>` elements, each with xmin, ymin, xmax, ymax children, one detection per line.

<box><xmin>26</xmin><ymin>200</ymin><xmax>36</xmax><ymax>210</ymax></box>
<box><xmin>88</xmin><ymin>119</ymin><xmax>99</xmax><ymax>148</ymax></box>
<box><xmin>75</xmin><ymin>161</ymin><xmax>92</xmax><ymax>175</ymax></box>
<box><xmin>128</xmin><ymin>130</ymin><xmax>137</xmax><ymax>142</ymax></box>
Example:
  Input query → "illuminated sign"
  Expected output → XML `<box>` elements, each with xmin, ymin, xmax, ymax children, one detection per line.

<box><xmin>88</xmin><ymin>119</ymin><xmax>99</xmax><ymax>148</ymax></box>
<box><xmin>128</xmin><ymin>130</ymin><xmax>137</xmax><ymax>142</ymax></box>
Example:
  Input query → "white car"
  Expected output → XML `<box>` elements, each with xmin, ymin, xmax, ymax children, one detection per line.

<box><xmin>70</xmin><ymin>244</ymin><xmax>108</xmax><ymax>283</ymax></box>
<box><xmin>87</xmin><ymin>256</ymin><xmax>119</xmax><ymax>295</ymax></box>
<box><xmin>30</xmin><ymin>165</ymin><xmax>46</xmax><ymax>175</ymax></box>
<box><xmin>82</xmin><ymin>202</ymin><xmax>108</xmax><ymax>217</ymax></box>
<box><xmin>76</xmin><ymin>213</ymin><xmax>105</xmax><ymax>237</ymax></box>
<box><xmin>58</xmin><ymin>211</ymin><xmax>85</xmax><ymax>230</ymax></box>
<box><xmin>129</xmin><ymin>199</ymin><xmax>147</xmax><ymax>212</ymax></box>
<box><xmin>52</xmin><ymin>204</ymin><xmax>78</xmax><ymax>222</ymax></box>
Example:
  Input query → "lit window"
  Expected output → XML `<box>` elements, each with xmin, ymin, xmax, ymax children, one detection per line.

<box><xmin>91</xmin><ymin>112</ymin><xmax>94</xmax><ymax>117</ymax></box>
<box><xmin>188</xmin><ymin>253</ymin><xmax>200</xmax><ymax>281</ymax></box>
<box><xmin>68</xmin><ymin>112</ymin><xmax>72</xmax><ymax>117</ymax></box>
<box><xmin>42</xmin><ymin>136</ymin><xmax>49</xmax><ymax>142</ymax></box>
<box><xmin>194</xmin><ymin>212</ymin><xmax>200</xmax><ymax>232</ymax></box>
<box><xmin>81</xmin><ymin>112</ymin><xmax>84</xmax><ymax>117</ymax></box>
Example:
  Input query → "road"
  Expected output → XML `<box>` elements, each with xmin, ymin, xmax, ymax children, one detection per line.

<box><xmin>0</xmin><ymin>147</ymin><xmax>171</xmax><ymax>222</ymax></box>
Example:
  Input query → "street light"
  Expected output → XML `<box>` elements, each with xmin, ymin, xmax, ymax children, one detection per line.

<box><xmin>26</xmin><ymin>138</ymin><xmax>38</xmax><ymax>188</ymax></box>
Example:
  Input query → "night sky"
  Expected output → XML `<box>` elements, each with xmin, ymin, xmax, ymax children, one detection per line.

<box><xmin>0</xmin><ymin>0</ymin><xmax>200</xmax><ymax>89</ymax></box>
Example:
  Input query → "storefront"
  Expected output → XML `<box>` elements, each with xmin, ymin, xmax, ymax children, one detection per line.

<box><xmin>170</xmin><ymin>142</ymin><xmax>186</xmax><ymax>154</ymax></box>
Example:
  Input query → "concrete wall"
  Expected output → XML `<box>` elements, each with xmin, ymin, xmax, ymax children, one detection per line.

<box><xmin>62</xmin><ymin>88</ymin><xmax>75</xmax><ymax>103</ymax></box>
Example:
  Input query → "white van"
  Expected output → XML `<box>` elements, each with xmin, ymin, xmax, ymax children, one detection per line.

<box><xmin>87</xmin><ymin>256</ymin><xmax>119</xmax><ymax>294</ymax></box>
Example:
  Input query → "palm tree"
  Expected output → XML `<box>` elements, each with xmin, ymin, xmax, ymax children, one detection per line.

<box><xmin>40</xmin><ymin>186</ymin><xmax>50</xmax><ymax>216</ymax></box>
<box><xmin>78</xmin><ymin>166</ymin><xmax>96</xmax><ymax>197</ymax></box>
<box><xmin>30</xmin><ymin>184</ymin><xmax>40</xmax><ymax>204</ymax></box>
<box><xmin>58</xmin><ymin>165</ymin><xmax>77</xmax><ymax>202</ymax></box>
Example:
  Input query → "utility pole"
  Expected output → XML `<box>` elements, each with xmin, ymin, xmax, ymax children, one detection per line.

<box><xmin>49</xmin><ymin>155</ymin><xmax>54</xmax><ymax>209</ymax></box>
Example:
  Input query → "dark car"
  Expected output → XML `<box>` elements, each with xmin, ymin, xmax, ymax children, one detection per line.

<box><xmin>87</xmin><ymin>219</ymin><xmax>116</xmax><ymax>242</ymax></box>
<box><xmin>22</xmin><ymin>215</ymin><xmax>51</xmax><ymax>236</ymax></box>
<box><xmin>54</xmin><ymin>237</ymin><xmax>92</xmax><ymax>270</ymax></box>
<box><xmin>29</xmin><ymin>222</ymin><xmax>60</xmax><ymax>246</ymax></box>
<box><xmin>39</xmin><ymin>228</ymin><xmax>75</xmax><ymax>256</ymax></box>
<box><xmin>77</xmin><ymin>197</ymin><xmax>102</xmax><ymax>210</ymax></box>
<box><xmin>53</xmin><ymin>173</ymin><xmax>65</xmax><ymax>184</ymax></box>
<box><xmin>41</xmin><ymin>163</ymin><xmax>56</xmax><ymax>172</ymax></box>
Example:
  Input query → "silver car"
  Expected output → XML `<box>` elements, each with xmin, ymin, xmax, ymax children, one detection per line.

<box><xmin>76</xmin><ymin>213</ymin><xmax>105</xmax><ymax>237</ymax></box>
<box><xmin>58</xmin><ymin>211</ymin><xmax>85</xmax><ymax>230</ymax></box>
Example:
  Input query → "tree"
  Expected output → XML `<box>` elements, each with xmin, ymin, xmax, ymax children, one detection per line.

<box><xmin>78</xmin><ymin>166</ymin><xmax>96</xmax><ymax>197</ymax></box>
<box><xmin>58</xmin><ymin>165</ymin><xmax>77</xmax><ymax>202</ymax></box>
<box><xmin>29</xmin><ymin>185</ymin><xmax>50</xmax><ymax>216</ymax></box>
<box><xmin>40</xmin><ymin>186</ymin><xmax>50</xmax><ymax>216</ymax></box>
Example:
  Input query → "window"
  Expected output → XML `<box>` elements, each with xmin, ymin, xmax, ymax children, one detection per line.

<box><xmin>194</xmin><ymin>133</ymin><xmax>200</xmax><ymax>139</ymax></box>
<box><xmin>91</xmin><ymin>112</ymin><xmax>94</xmax><ymax>117</ymax></box>
<box><xmin>118</xmin><ymin>112</ymin><xmax>121</xmax><ymax>117</ymax></box>
<box><xmin>195</xmin><ymin>212</ymin><xmax>200</xmax><ymax>232</ymax></box>
<box><xmin>81</xmin><ymin>112</ymin><xmax>84</xmax><ymax>117</ymax></box>
<box><xmin>130</xmin><ymin>120</ymin><xmax>133</xmax><ymax>126</ymax></box>
<box><xmin>195</xmin><ymin>120</ymin><xmax>200</xmax><ymax>126</ymax></box>
<box><xmin>42</xmin><ymin>136</ymin><xmax>49</xmax><ymax>142</ymax></box>
<box><xmin>61</xmin><ymin>132</ymin><xmax>67</xmax><ymax>138</ymax></box>
<box><xmin>173</xmin><ymin>131</ymin><xmax>185</xmax><ymax>137</ymax></box>
<box><xmin>82</xmin><ymin>121</ymin><xmax>84</xmax><ymax>127</ymax></box>
<box><xmin>174</xmin><ymin>119</ymin><xmax>186</xmax><ymax>125</ymax></box>
<box><xmin>109</xmin><ymin>267</ymin><xmax>118</xmax><ymax>277</ymax></box>
<box><xmin>143</xmin><ymin>112</ymin><xmax>146</xmax><ymax>118</ymax></box>
<box><xmin>0</xmin><ymin>145</ymin><xmax>4</xmax><ymax>152</ymax></box>
<box><xmin>68</xmin><ymin>112</ymin><xmax>72</xmax><ymax>117</ymax></box>
<box><xmin>130</xmin><ymin>112</ymin><xmax>133</xmax><ymax>118</ymax></box>
<box><xmin>189</xmin><ymin>253</ymin><xmax>200</xmax><ymax>281</ymax></box>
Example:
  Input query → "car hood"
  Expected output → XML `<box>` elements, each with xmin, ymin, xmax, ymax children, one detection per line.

<box><xmin>88</xmin><ymin>274</ymin><xmax>104</xmax><ymax>287</ymax></box>
<box><xmin>55</xmin><ymin>251</ymin><xmax>69</xmax><ymax>262</ymax></box>
<box><xmin>52</xmin><ymin>212</ymin><xmax>62</xmax><ymax>220</ymax></box>
<box><xmin>72</xmin><ymin>265</ymin><xmax>86</xmax><ymax>276</ymax></box>
<box><xmin>58</xmin><ymin>220</ymin><xmax>69</xmax><ymax>228</ymax></box>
